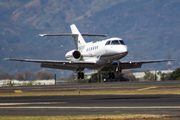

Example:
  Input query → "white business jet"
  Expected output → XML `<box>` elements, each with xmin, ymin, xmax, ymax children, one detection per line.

<box><xmin>5</xmin><ymin>24</ymin><xmax>174</xmax><ymax>79</ymax></box>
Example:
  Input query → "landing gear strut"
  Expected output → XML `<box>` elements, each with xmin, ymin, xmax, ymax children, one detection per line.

<box><xmin>116</xmin><ymin>61</ymin><xmax>122</xmax><ymax>72</ymax></box>
<box><xmin>108</xmin><ymin>66</ymin><xmax>122</xmax><ymax>80</ymax></box>
<box><xmin>116</xmin><ymin>67</ymin><xmax>122</xmax><ymax>72</ymax></box>
<box><xmin>77</xmin><ymin>72</ymin><xmax>84</xmax><ymax>79</ymax></box>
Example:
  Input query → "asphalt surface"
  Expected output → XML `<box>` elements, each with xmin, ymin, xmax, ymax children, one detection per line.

<box><xmin>0</xmin><ymin>81</ymin><xmax>180</xmax><ymax>116</ymax></box>
<box><xmin>0</xmin><ymin>94</ymin><xmax>180</xmax><ymax>116</ymax></box>
<box><xmin>0</xmin><ymin>80</ymin><xmax>180</xmax><ymax>90</ymax></box>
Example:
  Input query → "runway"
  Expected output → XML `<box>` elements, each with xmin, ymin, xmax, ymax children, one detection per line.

<box><xmin>0</xmin><ymin>94</ymin><xmax>180</xmax><ymax>116</ymax></box>
<box><xmin>0</xmin><ymin>80</ymin><xmax>180</xmax><ymax>91</ymax></box>
<box><xmin>0</xmin><ymin>81</ymin><xmax>180</xmax><ymax>116</ymax></box>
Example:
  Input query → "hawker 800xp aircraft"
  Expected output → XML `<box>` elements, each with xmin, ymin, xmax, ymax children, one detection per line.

<box><xmin>5</xmin><ymin>24</ymin><xmax>174</xmax><ymax>79</ymax></box>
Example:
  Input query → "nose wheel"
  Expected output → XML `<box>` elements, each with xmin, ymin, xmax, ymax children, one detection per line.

<box><xmin>77</xmin><ymin>72</ymin><xmax>84</xmax><ymax>79</ymax></box>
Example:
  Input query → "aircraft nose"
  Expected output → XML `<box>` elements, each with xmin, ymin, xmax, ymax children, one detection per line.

<box><xmin>119</xmin><ymin>45</ymin><xmax>128</xmax><ymax>57</ymax></box>
<box><xmin>121</xmin><ymin>45</ymin><xmax>128</xmax><ymax>53</ymax></box>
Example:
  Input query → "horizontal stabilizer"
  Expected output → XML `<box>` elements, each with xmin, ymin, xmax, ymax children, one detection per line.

<box><xmin>39</xmin><ymin>34</ymin><xmax>107</xmax><ymax>37</ymax></box>
<box><xmin>39</xmin><ymin>34</ymin><xmax>78</xmax><ymax>37</ymax></box>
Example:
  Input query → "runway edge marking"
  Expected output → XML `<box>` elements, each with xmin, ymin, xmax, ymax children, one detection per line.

<box><xmin>137</xmin><ymin>86</ymin><xmax>158</xmax><ymax>91</ymax></box>
<box><xmin>14</xmin><ymin>90</ymin><xmax>22</xmax><ymax>93</ymax></box>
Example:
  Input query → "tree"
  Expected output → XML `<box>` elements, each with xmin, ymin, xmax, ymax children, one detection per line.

<box><xmin>36</xmin><ymin>71</ymin><xmax>54</xmax><ymax>80</ymax></box>
<box><xmin>0</xmin><ymin>73</ymin><xmax>14</xmax><ymax>80</ymax></box>
<box><xmin>169</xmin><ymin>68</ymin><xmax>180</xmax><ymax>80</ymax></box>
<box><xmin>14</xmin><ymin>71</ymin><xmax>36</xmax><ymax>80</ymax></box>
<box><xmin>121</xmin><ymin>70</ymin><xmax>136</xmax><ymax>81</ymax></box>
<box><xmin>90</xmin><ymin>71</ymin><xmax>107</xmax><ymax>83</ymax></box>
<box><xmin>157</xmin><ymin>71</ymin><xmax>171</xmax><ymax>81</ymax></box>
<box><xmin>90</xmin><ymin>70</ymin><xmax>133</xmax><ymax>83</ymax></box>
<box><xmin>23</xmin><ymin>71</ymin><xmax>36</xmax><ymax>80</ymax></box>
<box><xmin>143</xmin><ymin>71</ymin><xmax>157</xmax><ymax>81</ymax></box>
<box><xmin>15</xmin><ymin>73</ymin><xmax>25</xmax><ymax>80</ymax></box>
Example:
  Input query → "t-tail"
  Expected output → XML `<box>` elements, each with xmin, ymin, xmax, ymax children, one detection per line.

<box><xmin>39</xmin><ymin>24</ymin><xmax>107</xmax><ymax>50</ymax></box>
<box><xmin>70</xmin><ymin>24</ymin><xmax>86</xmax><ymax>50</ymax></box>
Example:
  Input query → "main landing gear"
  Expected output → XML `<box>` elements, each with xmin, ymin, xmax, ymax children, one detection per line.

<box><xmin>108</xmin><ymin>67</ymin><xmax>122</xmax><ymax>79</ymax></box>
<box><xmin>77</xmin><ymin>72</ymin><xmax>84</xmax><ymax>79</ymax></box>
<box><xmin>108</xmin><ymin>72</ymin><xmax>115</xmax><ymax>79</ymax></box>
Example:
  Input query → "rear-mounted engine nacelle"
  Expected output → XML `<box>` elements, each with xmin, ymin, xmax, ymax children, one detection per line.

<box><xmin>65</xmin><ymin>49</ymin><xmax>81</xmax><ymax>61</ymax></box>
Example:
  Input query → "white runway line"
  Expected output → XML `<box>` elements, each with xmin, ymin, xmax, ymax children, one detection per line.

<box><xmin>0</xmin><ymin>106</ymin><xmax>180</xmax><ymax>109</ymax></box>
<box><xmin>0</xmin><ymin>102</ymin><xmax>66</xmax><ymax>105</ymax></box>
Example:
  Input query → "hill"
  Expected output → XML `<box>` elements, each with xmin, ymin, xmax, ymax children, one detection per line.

<box><xmin>0</xmin><ymin>0</ymin><xmax>179</xmax><ymax>77</ymax></box>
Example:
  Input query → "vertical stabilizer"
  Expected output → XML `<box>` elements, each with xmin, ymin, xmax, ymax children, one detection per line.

<box><xmin>70</xmin><ymin>24</ymin><xmax>86</xmax><ymax>49</ymax></box>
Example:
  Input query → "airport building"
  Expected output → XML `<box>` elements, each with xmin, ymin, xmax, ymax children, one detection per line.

<box><xmin>133</xmin><ymin>70</ymin><xmax>174</xmax><ymax>81</ymax></box>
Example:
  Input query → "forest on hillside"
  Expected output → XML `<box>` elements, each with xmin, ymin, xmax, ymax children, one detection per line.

<box><xmin>1</xmin><ymin>0</ymin><xmax>180</xmax><ymax>78</ymax></box>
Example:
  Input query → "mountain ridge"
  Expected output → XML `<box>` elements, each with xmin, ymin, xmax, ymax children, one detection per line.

<box><xmin>1</xmin><ymin>0</ymin><xmax>179</xmax><ymax>77</ymax></box>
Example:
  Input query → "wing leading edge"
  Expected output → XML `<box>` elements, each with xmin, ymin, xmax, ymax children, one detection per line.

<box><xmin>5</xmin><ymin>58</ymin><xmax>95</xmax><ymax>71</ymax></box>
<box><xmin>5</xmin><ymin>58</ymin><xmax>175</xmax><ymax>71</ymax></box>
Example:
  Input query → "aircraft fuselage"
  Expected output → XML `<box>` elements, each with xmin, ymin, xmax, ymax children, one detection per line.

<box><xmin>65</xmin><ymin>37</ymin><xmax>128</xmax><ymax>70</ymax></box>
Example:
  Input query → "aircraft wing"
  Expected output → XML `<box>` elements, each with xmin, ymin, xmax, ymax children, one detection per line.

<box><xmin>101</xmin><ymin>59</ymin><xmax>175</xmax><ymax>71</ymax></box>
<box><xmin>5</xmin><ymin>58</ymin><xmax>95</xmax><ymax>71</ymax></box>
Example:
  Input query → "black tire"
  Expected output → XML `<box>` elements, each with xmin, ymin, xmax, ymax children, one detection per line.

<box><xmin>112</xmin><ymin>72</ymin><xmax>115</xmax><ymax>79</ymax></box>
<box><xmin>119</xmin><ymin>67</ymin><xmax>122</xmax><ymax>73</ymax></box>
<box><xmin>77</xmin><ymin>72</ymin><xmax>81</xmax><ymax>79</ymax></box>
<box><xmin>80</xmin><ymin>72</ymin><xmax>84</xmax><ymax>79</ymax></box>
<box><xmin>108</xmin><ymin>72</ymin><xmax>111</xmax><ymax>79</ymax></box>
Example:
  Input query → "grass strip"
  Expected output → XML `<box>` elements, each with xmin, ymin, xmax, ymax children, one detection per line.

<box><xmin>0</xmin><ymin>114</ymin><xmax>179</xmax><ymax>120</ymax></box>
<box><xmin>0</xmin><ymin>89</ymin><xmax>180</xmax><ymax>96</ymax></box>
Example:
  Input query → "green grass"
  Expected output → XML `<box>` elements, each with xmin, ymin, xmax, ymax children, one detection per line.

<box><xmin>0</xmin><ymin>114</ymin><xmax>178</xmax><ymax>120</ymax></box>
<box><xmin>0</xmin><ymin>87</ymin><xmax>180</xmax><ymax>96</ymax></box>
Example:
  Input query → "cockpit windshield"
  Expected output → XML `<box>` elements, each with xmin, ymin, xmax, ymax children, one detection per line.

<box><xmin>119</xmin><ymin>40</ymin><xmax>125</xmax><ymax>45</ymax></box>
<box><xmin>111</xmin><ymin>40</ymin><xmax>119</xmax><ymax>45</ymax></box>
<box><xmin>105</xmin><ymin>40</ymin><xmax>125</xmax><ymax>45</ymax></box>
<box><xmin>105</xmin><ymin>41</ymin><xmax>111</xmax><ymax>45</ymax></box>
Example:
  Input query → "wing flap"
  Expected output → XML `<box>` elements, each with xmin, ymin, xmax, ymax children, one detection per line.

<box><xmin>120</xmin><ymin>59</ymin><xmax>175</xmax><ymax>64</ymax></box>
<box><xmin>41</xmin><ymin>63</ymin><xmax>77</xmax><ymax>71</ymax></box>
<box><xmin>120</xmin><ymin>59</ymin><xmax>175</xmax><ymax>69</ymax></box>
<box><xmin>101</xmin><ymin>59</ymin><xmax>175</xmax><ymax>71</ymax></box>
